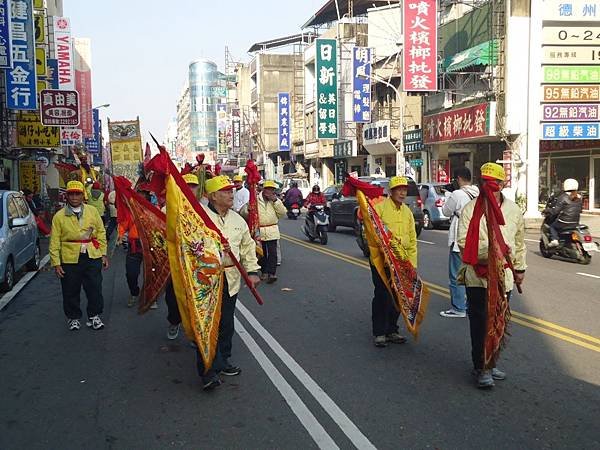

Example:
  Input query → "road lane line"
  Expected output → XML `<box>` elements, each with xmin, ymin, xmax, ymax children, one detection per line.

<box><xmin>577</xmin><ymin>272</ymin><xmax>600</xmax><ymax>280</ymax></box>
<box><xmin>511</xmin><ymin>317</ymin><xmax>600</xmax><ymax>353</ymax></box>
<box><xmin>234</xmin><ymin>318</ymin><xmax>339</xmax><ymax>450</ymax></box>
<box><xmin>281</xmin><ymin>234</ymin><xmax>600</xmax><ymax>351</ymax></box>
<box><xmin>0</xmin><ymin>254</ymin><xmax>50</xmax><ymax>311</ymax></box>
<box><xmin>237</xmin><ymin>302</ymin><xmax>377</xmax><ymax>450</ymax></box>
<box><xmin>417</xmin><ymin>239</ymin><xmax>436</xmax><ymax>245</ymax></box>
<box><xmin>524</xmin><ymin>238</ymin><xmax>539</xmax><ymax>243</ymax></box>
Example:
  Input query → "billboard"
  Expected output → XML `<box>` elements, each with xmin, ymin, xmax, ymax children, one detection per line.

<box><xmin>73</xmin><ymin>38</ymin><xmax>93</xmax><ymax>136</ymax></box>
<box><xmin>316</xmin><ymin>38</ymin><xmax>338</xmax><ymax>139</ymax></box>
<box><xmin>424</xmin><ymin>102</ymin><xmax>497</xmax><ymax>144</ymax></box>
<box><xmin>352</xmin><ymin>47</ymin><xmax>371</xmax><ymax>123</ymax></box>
<box><xmin>542</xmin><ymin>122</ymin><xmax>600</xmax><ymax>140</ymax></box>
<box><xmin>402</xmin><ymin>0</ymin><xmax>437</xmax><ymax>92</ymax></box>
<box><xmin>53</xmin><ymin>17</ymin><xmax>74</xmax><ymax>90</ymax></box>
<box><xmin>543</xmin><ymin>65</ymin><xmax>600</xmax><ymax>83</ymax></box>
<box><xmin>40</xmin><ymin>89</ymin><xmax>79</xmax><ymax>126</ymax></box>
<box><xmin>543</xmin><ymin>84</ymin><xmax>600</xmax><ymax>102</ymax></box>
<box><xmin>0</xmin><ymin>0</ymin><xmax>12</xmax><ymax>68</ymax></box>
<box><xmin>542</xmin><ymin>103</ymin><xmax>600</xmax><ymax>121</ymax></box>
<box><xmin>277</xmin><ymin>92</ymin><xmax>290</xmax><ymax>151</ymax></box>
<box><xmin>17</xmin><ymin>112</ymin><xmax>60</xmax><ymax>148</ymax></box>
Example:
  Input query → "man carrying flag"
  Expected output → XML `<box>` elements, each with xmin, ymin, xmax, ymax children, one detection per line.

<box><xmin>457</xmin><ymin>163</ymin><xmax>526</xmax><ymax>389</ymax></box>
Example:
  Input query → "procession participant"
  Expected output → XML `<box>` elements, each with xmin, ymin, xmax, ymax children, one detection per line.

<box><xmin>197</xmin><ymin>175</ymin><xmax>261</xmax><ymax>389</ymax></box>
<box><xmin>457</xmin><ymin>163</ymin><xmax>526</xmax><ymax>389</ymax></box>
<box><xmin>106</xmin><ymin>190</ymin><xmax>118</xmax><ymax>240</ymax></box>
<box><xmin>232</xmin><ymin>174</ymin><xmax>249</xmax><ymax>212</ymax></box>
<box><xmin>50</xmin><ymin>180</ymin><xmax>108</xmax><ymax>331</ymax></box>
<box><xmin>87</xmin><ymin>182</ymin><xmax>106</xmax><ymax>220</ymax></box>
<box><xmin>370</xmin><ymin>176</ymin><xmax>417</xmax><ymax>347</ymax></box>
<box><xmin>118</xmin><ymin>209</ymin><xmax>143</xmax><ymax>308</ymax></box>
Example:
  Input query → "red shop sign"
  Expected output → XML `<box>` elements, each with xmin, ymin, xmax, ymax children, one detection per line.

<box><xmin>424</xmin><ymin>102</ymin><xmax>497</xmax><ymax>144</ymax></box>
<box><xmin>402</xmin><ymin>0</ymin><xmax>437</xmax><ymax>92</ymax></box>
<box><xmin>40</xmin><ymin>89</ymin><xmax>80</xmax><ymax>127</ymax></box>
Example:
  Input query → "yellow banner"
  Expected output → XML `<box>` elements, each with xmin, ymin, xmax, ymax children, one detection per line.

<box><xmin>111</xmin><ymin>141</ymin><xmax>142</xmax><ymax>163</ymax></box>
<box><xmin>17</xmin><ymin>112</ymin><xmax>60</xmax><ymax>148</ymax></box>
<box><xmin>35</xmin><ymin>47</ymin><xmax>46</xmax><ymax>76</ymax></box>
<box><xmin>33</xmin><ymin>0</ymin><xmax>44</xmax><ymax>9</ymax></box>
<box><xmin>19</xmin><ymin>161</ymin><xmax>41</xmax><ymax>194</ymax></box>
<box><xmin>37</xmin><ymin>79</ymin><xmax>47</xmax><ymax>93</ymax></box>
<box><xmin>35</xmin><ymin>15</ymin><xmax>45</xmax><ymax>43</ymax></box>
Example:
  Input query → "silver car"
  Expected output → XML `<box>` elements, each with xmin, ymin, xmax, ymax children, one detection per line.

<box><xmin>0</xmin><ymin>191</ymin><xmax>40</xmax><ymax>291</ymax></box>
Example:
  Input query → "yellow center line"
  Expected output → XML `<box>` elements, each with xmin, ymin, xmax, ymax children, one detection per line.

<box><xmin>281</xmin><ymin>234</ymin><xmax>600</xmax><ymax>353</ymax></box>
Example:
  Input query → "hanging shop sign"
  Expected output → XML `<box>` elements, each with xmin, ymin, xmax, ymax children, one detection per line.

<box><xmin>403</xmin><ymin>128</ymin><xmax>424</xmax><ymax>153</ymax></box>
<box><xmin>6</xmin><ymin>0</ymin><xmax>37</xmax><ymax>110</ymax></box>
<box><xmin>333</xmin><ymin>140</ymin><xmax>355</xmax><ymax>159</ymax></box>
<box><xmin>40</xmin><ymin>89</ymin><xmax>79</xmax><ymax>126</ymax></box>
<box><xmin>35</xmin><ymin>47</ymin><xmax>46</xmax><ymax>76</ymax></box>
<box><xmin>16</xmin><ymin>112</ymin><xmax>60</xmax><ymax>148</ymax></box>
<box><xmin>277</xmin><ymin>92</ymin><xmax>291</xmax><ymax>151</ymax></box>
<box><xmin>424</xmin><ymin>102</ymin><xmax>497</xmax><ymax>144</ymax></box>
<box><xmin>363</xmin><ymin>120</ymin><xmax>395</xmax><ymax>155</ymax></box>
<box><xmin>34</xmin><ymin>13</ymin><xmax>44</xmax><ymax>44</ymax></box>
<box><xmin>352</xmin><ymin>46</ymin><xmax>371</xmax><ymax>123</ymax></box>
<box><xmin>232</xmin><ymin>114</ymin><xmax>241</xmax><ymax>151</ymax></box>
<box><xmin>542</xmin><ymin>26</ymin><xmax>600</xmax><ymax>45</ymax></box>
<box><xmin>60</xmin><ymin>127</ymin><xmax>83</xmax><ymax>146</ymax></box>
<box><xmin>402</xmin><ymin>0</ymin><xmax>437</xmax><ymax>92</ymax></box>
<box><xmin>0</xmin><ymin>0</ymin><xmax>13</xmax><ymax>69</ymax></box>
<box><xmin>542</xmin><ymin>46</ymin><xmax>600</xmax><ymax>64</ymax></box>
<box><xmin>216</xmin><ymin>103</ymin><xmax>228</xmax><ymax>158</ymax></box>
<box><xmin>316</xmin><ymin>38</ymin><xmax>338</xmax><ymax>139</ymax></box>
<box><xmin>543</xmin><ymin>65</ymin><xmax>600</xmax><ymax>83</ymax></box>
<box><xmin>52</xmin><ymin>17</ymin><xmax>74</xmax><ymax>90</ymax></box>
<box><xmin>19</xmin><ymin>160</ymin><xmax>41</xmax><ymax>194</ymax></box>
<box><xmin>543</xmin><ymin>84</ymin><xmax>600</xmax><ymax>102</ymax></box>
<box><xmin>541</xmin><ymin>122</ymin><xmax>600</xmax><ymax>140</ymax></box>
<box><xmin>542</xmin><ymin>103</ymin><xmax>600</xmax><ymax>121</ymax></box>
<box><xmin>543</xmin><ymin>1</ymin><xmax>600</xmax><ymax>21</ymax></box>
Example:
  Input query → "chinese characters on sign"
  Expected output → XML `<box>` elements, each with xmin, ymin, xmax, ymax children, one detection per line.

<box><xmin>333</xmin><ymin>141</ymin><xmax>354</xmax><ymax>159</ymax></box>
<box><xmin>352</xmin><ymin>47</ymin><xmax>371</xmax><ymax>123</ymax></box>
<box><xmin>543</xmin><ymin>1</ymin><xmax>600</xmax><ymax>21</ymax></box>
<box><xmin>52</xmin><ymin>16</ymin><xmax>74</xmax><ymax>90</ymax></box>
<box><xmin>543</xmin><ymin>84</ymin><xmax>600</xmax><ymax>102</ymax></box>
<box><xmin>402</xmin><ymin>0</ymin><xmax>437</xmax><ymax>92</ymax></box>
<box><xmin>277</xmin><ymin>92</ymin><xmax>291</xmax><ymax>151</ymax></box>
<box><xmin>542</xmin><ymin>122</ymin><xmax>600</xmax><ymax>140</ymax></box>
<box><xmin>0</xmin><ymin>0</ymin><xmax>13</xmax><ymax>68</ymax></box>
<box><xmin>16</xmin><ymin>112</ymin><xmax>60</xmax><ymax>148</ymax></box>
<box><xmin>543</xmin><ymin>26</ymin><xmax>600</xmax><ymax>45</ymax></box>
<box><xmin>542</xmin><ymin>46</ymin><xmax>600</xmax><ymax>64</ymax></box>
<box><xmin>543</xmin><ymin>103</ymin><xmax>600</xmax><ymax>121</ymax></box>
<box><xmin>232</xmin><ymin>112</ymin><xmax>241</xmax><ymax>152</ymax></box>
<box><xmin>84</xmin><ymin>108</ymin><xmax>100</xmax><ymax>153</ymax></box>
<box><xmin>316</xmin><ymin>38</ymin><xmax>338</xmax><ymax>139</ymax></box>
<box><xmin>19</xmin><ymin>160</ymin><xmax>41</xmax><ymax>193</ymax></box>
<box><xmin>39</xmin><ymin>89</ymin><xmax>79</xmax><ymax>126</ymax></box>
<box><xmin>216</xmin><ymin>104</ymin><xmax>228</xmax><ymax>158</ymax></box>
<box><xmin>60</xmin><ymin>127</ymin><xmax>83</xmax><ymax>146</ymax></box>
<box><xmin>424</xmin><ymin>102</ymin><xmax>496</xmax><ymax>144</ymax></box>
<box><xmin>403</xmin><ymin>128</ymin><xmax>424</xmax><ymax>153</ymax></box>
<box><xmin>7</xmin><ymin>0</ymin><xmax>37</xmax><ymax>110</ymax></box>
<box><xmin>543</xmin><ymin>65</ymin><xmax>600</xmax><ymax>83</ymax></box>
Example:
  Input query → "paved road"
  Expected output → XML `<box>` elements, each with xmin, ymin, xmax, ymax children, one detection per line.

<box><xmin>0</xmin><ymin>218</ymin><xmax>599</xmax><ymax>449</ymax></box>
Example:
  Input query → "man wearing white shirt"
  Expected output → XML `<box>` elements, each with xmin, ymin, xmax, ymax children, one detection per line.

<box><xmin>232</xmin><ymin>175</ymin><xmax>249</xmax><ymax>212</ymax></box>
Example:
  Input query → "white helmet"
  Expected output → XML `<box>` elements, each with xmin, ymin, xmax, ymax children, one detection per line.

<box><xmin>563</xmin><ymin>178</ymin><xmax>579</xmax><ymax>192</ymax></box>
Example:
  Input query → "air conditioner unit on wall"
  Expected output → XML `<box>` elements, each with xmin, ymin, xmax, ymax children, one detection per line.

<box><xmin>443</xmin><ymin>91</ymin><xmax>454</xmax><ymax>109</ymax></box>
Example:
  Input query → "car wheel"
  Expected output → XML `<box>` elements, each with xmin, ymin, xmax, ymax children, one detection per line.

<box><xmin>423</xmin><ymin>211</ymin><xmax>433</xmax><ymax>230</ymax></box>
<box><xmin>26</xmin><ymin>242</ymin><xmax>41</xmax><ymax>271</ymax></box>
<box><xmin>1</xmin><ymin>258</ymin><xmax>15</xmax><ymax>292</ymax></box>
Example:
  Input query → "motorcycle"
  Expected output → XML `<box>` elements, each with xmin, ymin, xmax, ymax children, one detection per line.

<box><xmin>303</xmin><ymin>205</ymin><xmax>329</xmax><ymax>245</ymax></box>
<box><xmin>287</xmin><ymin>202</ymin><xmax>301</xmax><ymax>220</ymax></box>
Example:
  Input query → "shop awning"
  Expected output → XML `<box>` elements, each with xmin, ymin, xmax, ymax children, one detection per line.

<box><xmin>444</xmin><ymin>39</ymin><xmax>500</xmax><ymax>72</ymax></box>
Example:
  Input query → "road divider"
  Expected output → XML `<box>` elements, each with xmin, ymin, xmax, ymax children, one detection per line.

<box><xmin>281</xmin><ymin>234</ymin><xmax>600</xmax><ymax>354</ymax></box>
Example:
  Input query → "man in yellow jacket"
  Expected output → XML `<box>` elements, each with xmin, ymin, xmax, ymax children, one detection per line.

<box><xmin>50</xmin><ymin>181</ymin><xmax>109</xmax><ymax>331</ymax></box>
<box><xmin>371</xmin><ymin>176</ymin><xmax>417</xmax><ymax>347</ymax></box>
<box><xmin>197</xmin><ymin>175</ymin><xmax>261</xmax><ymax>390</ymax></box>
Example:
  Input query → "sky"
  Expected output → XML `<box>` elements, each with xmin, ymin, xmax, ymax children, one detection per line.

<box><xmin>67</xmin><ymin>0</ymin><xmax>323</xmax><ymax>143</ymax></box>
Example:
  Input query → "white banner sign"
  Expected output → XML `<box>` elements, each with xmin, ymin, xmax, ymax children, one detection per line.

<box><xmin>52</xmin><ymin>17</ymin><xmax>74</xmax><ymax>90</ymax></box>
<box><xmin>543</xmin><ymin>46</ymin><xmax>600</xmax><ymax>64</ymax></box>
<box><xmin>543</xmin><ymin>1</ymin><xmax>600</xmax><ymax>21</ymax></box>
<box><xmin>543</xmin><ymin>26</ymin><xmax>600</xmax><ymax>45</ymax></box>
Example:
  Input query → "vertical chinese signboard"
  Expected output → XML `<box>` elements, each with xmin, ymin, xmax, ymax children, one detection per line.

<box><xmin>0</xmin><ymin>0</ymin><xmax>13</xmax><ymax>69</ymax></box>
<box><xmin>216</xmin><ymin>104</ymin><xmax>228</xmax><ymax>158</ymax></box>
<box><xmin>402</xmin><ymin>0</ymin><xmax>437</xmax><ymax>92</ymax></box>
<box><xmin>73</xmin><ymin>38</ymin><xmax>93</xmax><ymax>137</ymax></box>
<box><xmin>352</xmin><ymin>47</ymin><xmax>371</xmax><ymax>123</ymax></box>
<box><xmin>6</xmin><ymin>0</ymin><xmax>37</xmax><ymax>110</ymax></box>
<box><xmin>278</xmin><ymin>92</ymin><xmax>291</xmax><ymax>151</ymax></box>
<box><xmin>231</xmin><ymin>113</ymin><xmax>241</xmax><ymax>153</ymax></box>
<box><xmin>52</xmin><ymin>17</ymin><xmax>74</xmax><ymax>90</ymax></box>
<box><xmin>316</xmin><ymin>38</ymin><xmax>338</xmax><ymax>139</ymax></box>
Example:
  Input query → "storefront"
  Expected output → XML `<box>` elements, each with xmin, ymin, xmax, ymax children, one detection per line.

<box><xmin>539</xmin><ymin>141</ymin><xmax>600</xmax><ymax>211</ymax></box>
<box><xmin>363</xmin><ymin>120</ymin><xmax>399</xmax><ymax>177</ymax></box>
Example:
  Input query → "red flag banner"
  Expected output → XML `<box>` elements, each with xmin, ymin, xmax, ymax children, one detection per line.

<box><xmin>244</xmin><ymin>160</ymin><xmax>263</xmax><ymax>256</ymax></box>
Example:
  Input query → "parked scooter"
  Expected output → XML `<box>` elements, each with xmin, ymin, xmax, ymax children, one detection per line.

<box><xmin>287</xmin><ymin>202</ymin><xmax>301</xmax><ymax>220</ymax></box>
<box><xmin>303</xmin><ymin>205</ymin><xmax>329</xmax><ymax>245</ymax></box>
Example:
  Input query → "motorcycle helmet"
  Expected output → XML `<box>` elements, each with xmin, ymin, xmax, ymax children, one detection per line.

<box><xmin>563</xmin><ymin>178</ymin><xmax>578</xmax><ymax>192</ymax></box>
<box><xmin>312</xmin><ymin>185</ymin><xmax>320</xmax><ymax>193</ymax></box>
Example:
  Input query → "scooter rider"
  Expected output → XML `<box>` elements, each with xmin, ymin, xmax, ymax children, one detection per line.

<box><xmin>546</xmin><ymin>179</ymin><xmax>582</xmax><ymax>247</ymax></box>
<box><xmin>304</xmin><ymin>185</ymin><xmax>327</xmax><ymax>218</ymax></box>
<box><xmin>284</xmin><ymin>181</ymin><xmax>304</xmax><ymax>209</ymax></box>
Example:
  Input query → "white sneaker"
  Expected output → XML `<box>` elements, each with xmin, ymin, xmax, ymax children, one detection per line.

<box><xmin>68</xmin><ymin>319</ymin><xmax>81</xmax><ymax>331</ymax></box>
<box><xmin>167</xmin><ymin>323</ymin><xmax>180</xmax><ymax>340</ymax></box>
<box><xmin>548</xmin><ymin>239</ymin><xmax>559</xmax><ymax>247</ymax></box>
<box><xmin>150</xmin><ymin>302</ymin><xmax>158</xmax><ymax>310</ymax></box>
<box><xmin>440</xmin><ymin>309</ymin><xmax>467</xmax><ymax>318</ymax></box>
<box><xmin>86</xmin><ymin>315</ymin><xmax>105</xmax><ymax>330</ymax></box>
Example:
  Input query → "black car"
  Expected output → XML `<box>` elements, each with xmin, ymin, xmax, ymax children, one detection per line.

<box><xmin>322</xmin><ymin>185</ymin><xmax>342</xmax><ymax>204</ymax></box>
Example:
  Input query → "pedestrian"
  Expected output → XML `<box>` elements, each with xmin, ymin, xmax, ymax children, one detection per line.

<box><xmin>243</xmin><ymin>180</ymin><xmax>286</xmax><ymax>283</ymax></box>
<box><xmin>197</xmin><ymin>175</ymin><xmax>261</xmax><ymax>390</ymax></box>
<box><xmin>457</xmin><ymin>163</ymin><xmax>526</xmax><ymax>389</ymax></box>
<box><xmin>440</xmin><ymin>167</ymin><xmax>479</xmax><ymax>318</ymax></box>
<box><xmin>106</xmin><ymin>190</ymin><xmax>118</xmax><ymax>241</ymax></box>
<box><xmin>283</xmin><ymin>181</ymin><xmax>303</xmax><ymax>208</ymax></box>
<box><xmin>87</xmin><ymin>181</ymin><xmax>106</xmax><ymax>220</ymax></box>
<box><xmin>49</xmin><ymin>180</ymin><xmax>109</xmax><ymax>331</ymax></box>
<box><xmin>22</xmin><ymin>188</ymin><xmax>41</xmax><ymax>215</ymax></box>
<box><xmin>232</xmin><ymin>174</ymin><xmax>249</xmax><ymax>212</ymax></box>
<box><xmin>371</xmin><ymin>176</ymin><xmax>417</xmax><ymax>347</ymax></box>
<box><xmin>118</xmin><ymin>207</ymin><xmax>143</xmax><ymax>308</ymax></box>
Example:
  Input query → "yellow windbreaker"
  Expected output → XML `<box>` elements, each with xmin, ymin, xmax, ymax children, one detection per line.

<box><xmin>254</xmin><ymin>195</ymin><xmax>287</xmax><ymax>241</ymax></box>
<box><xmin>373</xmin><ymin>197</ymin><xmax>417</xmax><ymax>267</ymax></box>
<box><xmin>49</xmin><ymin>204</ymin><xmax>107</xmax><ymax>266</ymax></box>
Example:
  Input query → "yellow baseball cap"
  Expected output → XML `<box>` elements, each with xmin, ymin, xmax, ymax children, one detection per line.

<box><xmin>480</xmin><ymin>163</ymin><xmax>506</xmax><ymax>181</ymax></box>
<box><xmin>389</xmin><ymin>176</ymin><xmax>408</xmax><ymax>190</ymax></box>
<box><xmin>233</xmin><ymin>175</ymin><xmax>243</xmax><ymax>182</ymax></box>
<box><xmin>263</xmin><ymin>180</ymin><xmax>278</xmax><ymax>189</ymax></box>
<box><xmin>182</xmin><ymin>173</ymin><xmax>199</xmax><ymax>185</ymax></box>
<box><xmin>66</xmin><ymin>180</ymin><xmax>84</xmax><ymax>193</ymax></box>
<box><xmin>205</xmin><ymin>175</ymin><xmax>234</xmax><ymax>194</ymax></box>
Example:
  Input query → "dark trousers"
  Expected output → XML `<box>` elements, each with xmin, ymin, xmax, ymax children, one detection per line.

<box><xmin>371</xmin><ymin>264</ymin><xmax>400</xmax><ymax>337</ymax></box>
<box><xmin>61</xmin><ymin>253</ymin><xmax>104</xmax><ymax>320</ymax></box>
<box><xmin>106</xmin><ymin>217</ymin><xmax>117</xmax><ymax>240</ymax></box>
<box><xmin>260</xmin><ymin>240</ymin><xmax>278</xmax><ymax>275</ymax></box>
<box><xmin>466</xmin><ymin>287</ymin><xmax>511</xmax><ymax>370</ymax></box>
<box><xmin>164</xmin><ymin>279</ymin><xmax>181</xmax><ymax>326</ymax></box>
<box><xmin>195</xmin><ymin>280</ymin><xmax>238</xmax><ymax>381</ymax></box>
<box><xmin>549</xmin><ymin>221</ymin><xmax>571</xmax><ymax>241</ymax></box>
<box><xmin>125</xmin><ymin>250</ymin><xmax>143</xmax><ymax>297</ymax></box>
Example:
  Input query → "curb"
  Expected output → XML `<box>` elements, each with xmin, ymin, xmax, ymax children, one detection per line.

<box><xmin>0</xmin><ymin>254</ymin><xmax>50</xmax><ymax>311</ymax></box>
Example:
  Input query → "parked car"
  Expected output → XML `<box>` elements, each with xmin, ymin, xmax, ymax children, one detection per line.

<box><xmin>322</xmin><ymin>185</ymin><xmax>342</xmax><ymax>206</ymax></box>
<box><xmin>329</xmin><ymin>177</ymin><xmax>424</xmax><ymax>235</ymax></box>
<box><xmin>0</xmin><ymin>191</ymin><xmax>40</xmax><ymax>291</ymax></box>
<box><xmin>419</xmin><ymin>183</ymin><xmax>451</xmax><ymax>229</ymax></box>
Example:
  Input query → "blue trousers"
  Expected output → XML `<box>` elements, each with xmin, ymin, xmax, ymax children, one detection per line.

<box><xmin>448</xmin><ymin>249</ymin><xmax>467</xmax><ymax>312</ymax></box>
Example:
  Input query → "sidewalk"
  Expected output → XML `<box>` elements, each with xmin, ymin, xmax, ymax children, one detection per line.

<box><xmin>582</xmin><ymin>214</ymin><xmax>600</xmax><ymax>238</ymax></box>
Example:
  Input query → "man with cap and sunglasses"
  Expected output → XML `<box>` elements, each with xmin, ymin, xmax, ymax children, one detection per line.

<box><xmin>50</xmin><ymin>180</ymin><xmax>109</xmax><ymax>331</ymax></box>
<box><xmin>196</xmin><ymin>175</ymin><xmax>261</xmax><ymax>390</ymax></box>
<box><xmin>457</xmin><ymin>163</ymin><xmax>526</xmax><ymax>389</ymax></box>
<box><xmin>371</xmin><ymin>176</ymin><xmax>417</xmax><ymax>348</ymax></box>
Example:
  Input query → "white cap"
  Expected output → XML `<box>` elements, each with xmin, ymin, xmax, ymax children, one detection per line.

<box><xmin>563</xmin><ymin>178</ymin><xmax>579</xmax><ymax>192</ymax></box>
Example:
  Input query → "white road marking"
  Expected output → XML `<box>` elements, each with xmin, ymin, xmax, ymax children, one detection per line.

<box><xmin>0</xmin><ymin>254</ymin><xmax>50</xmax><ymax>311</ymax></box>
<box><xmin>576</xmin><ymin>272</ymin><xmax>600</xmax><ymax>280</ymax></box>
<box><xmin>417</xmin><ymin>239</ymin><xmax>436</xmax><ymax>245</ymax></box>
<box><xmin>234</xmin><ymin>318</ymin><xmax>339</xmax><ymax>450</ymax></box>
<box><xmin>525</xmin><ymin>238</ymin><xmax>540</xmax><ymax>243</ymax></box>
<box><xmin>236</xmin><ymin>301</ymin><xmax>377</xmax><ymax>450</ymax></box>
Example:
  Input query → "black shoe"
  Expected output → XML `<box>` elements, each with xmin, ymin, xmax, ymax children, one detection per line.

<box><xmin>266</xmin><ymin>274</ymin><xmax>277</xmax><ymax>284</ymax></box>
<box><xmin>202</xmin><ymin>376</ymin><xmax>223</xmax><ymax>391</ymax></box>
<box><xmin>220</xmin><ymin>365</ymin><xmax>242</xmax><ymax>376</ymax></box>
